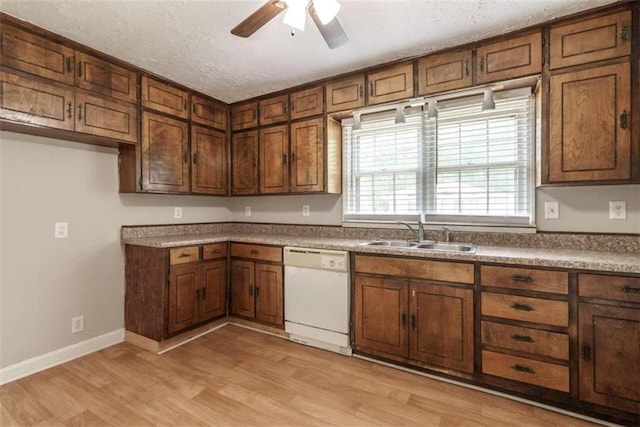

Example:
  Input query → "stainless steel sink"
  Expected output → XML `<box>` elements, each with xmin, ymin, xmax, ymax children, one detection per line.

<box><xmin>359</xmin><ymin>240</ymin><xmax>417</xmax><ymax>248</ymax></box>
<box><xmin>414</xmin><ymin>242</ymin><xmax>476</xmax><ymax>253</ymax></box>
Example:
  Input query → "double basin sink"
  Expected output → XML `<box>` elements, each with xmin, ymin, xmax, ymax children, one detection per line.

<box><xmin>359</xmin><ymin>240</ymin><xmax>476</xmax><ymax>253</ymax></box>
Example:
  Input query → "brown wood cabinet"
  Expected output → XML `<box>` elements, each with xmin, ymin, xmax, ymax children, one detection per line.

<box><xmin>192</xmin><ymin>95</ymin><xmax>227</xmax><ymax>130</ymax></box>
<box><xmin>230</xmin><ymin>243</ymin><xmax>283</xmax><ymax>327</ymax></box>
<box><xmin>141</xmin><ymin>76</ymin><xmax>189</xmax><ymax>119</ymax></box>
<box><xmin>75</xmin><ymin>52</ymin><xmax>137</xmax><ymax>103</ymax></box>
<box><xmin>231</xmin><ymin>130</ymin><xmax>259</xmax><ymax>195</ymax></box>
<box><xmin>141</xmin><ymin>112</ymin><xmax>190</xmax><ymax>193</ymax></box>
<box><xmin>259</xmin><ymin>124</ymin><xmax>289</xmax><ymax>194</ymax></box>
<box><xmin>476</xmin><ymin>31</ymin><xmax>542</xmax><ymax>85</ymax></box>
<box><xmin>290</xmin><ymin>85</ymin><xmax>323</xmax><ymax>120</ymax></box>
<box><xmin>290</xmin><ymin>117</ymin><xmax>324</xmax><ymax>193</ymax></box>
<box><xmin>548</xmin><ymin>61</ymin><xmax>631</xmax><ymax>183</ymax></box>
<box><xmin>0</xmin><ymin>24</ymin><xmax>75</xmax><ymax>85</ymax></box>
<box><xmin>550</xmin><ymin>11</ymin><xmax>631</xmax><ymax>70</ymax></box>
<box><xmin>325</xmin><ymin>75</ymin><xmax>365</xmax><ymax>113</ymax></box>
<box><xmin>259</xmin><ymin>94</ymin><xmax>289</xmax><ymax>126</ymax></box>
<box><xmin>191</xmin><ymin>125</ymin><xmax>227</xmax><ymax>195</ymax></box>
<box><xmin>231</xmin><ymin>101</ymin><xmax>258</xmax><ymax>130</ymax></box>
<box><xmin>417</xmin><ymin>50</ymin><xmax>472</xmax><ymax>95</ymax></box>
<box><xmin>367</xmin><ymin>63</ymin><xmax>414</xmax><ymax>105</ymax></box>
<box><xmin>75</xmin><ymin>92</ymin><xmax>138</xmax><ymax>143</ymax></box>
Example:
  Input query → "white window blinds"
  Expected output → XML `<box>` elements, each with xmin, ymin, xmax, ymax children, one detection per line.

<box><xmin>343</xmin><ymin>89</ymin><xmax>535</xmax><ymax>226</ymax></box>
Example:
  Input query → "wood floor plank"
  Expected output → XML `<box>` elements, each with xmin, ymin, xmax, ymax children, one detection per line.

<box><xmin>0</xmin><ymin>324</ymin><xmax>600</xmax><ymax>427</ymax></box>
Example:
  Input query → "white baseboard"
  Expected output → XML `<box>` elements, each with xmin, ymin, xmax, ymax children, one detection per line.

<box><xmin>0</xmin><ymin>328</ymin><xmax>124</xmax><ymax>385</ymax></box>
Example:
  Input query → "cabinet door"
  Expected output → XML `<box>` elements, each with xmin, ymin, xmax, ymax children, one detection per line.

<box><xmin>191</xmin><ymin>125</ymin><xmax>228</xmax><ymax>195</ymax></box>
<box><xmin>141</xmin><ymin>76</ymin><xmax>189</xmax><ymax>119</ymax></box>
<box><xmin>325</xmin><ymin>75</ymin><xmax>365</xmax><ymax>113</ymax></box>
<box><xmin>255</xmin><ymin>263</ymin><xmax>283</xmax><ymax>326</ymax></box>
<box><xmin>230</xmin><ymin>260</ymin><xmax>255</xmax><ymax>318</ymax></box>
<box><xmin>550</xmin><ymin>11</ymin><xmax>631</xmax><ymax>69</ymax></box>
<box><xmin>290</xmin><ymin>117</ymin><xmax>324</xmax><ymax>193</ymax></box>
<box><xmin>259</xmin><ymin>94</ymin><xmax>289</xmax><ymax>126</ymax></box>
<box><xmin>141</xmin><ymin>112</ymin><xmax>190</xmax><ymax>193</ymax></box>
<box><xmin>410</xmin><ymin>283</ymin><xmax>474</xmax><ymax>373</ymax></box>
<box><xmin>75</xmin><ymin>52</ymin><xmax>137</xmax><ymax>103</ymax></box>
<box><xmin>75</xmin><ymin>92</ymin><xmax>138</xmax><ymax>144</ymax></box>
<box><xmin>231</xmin><ymin>130</ymin><xmax>259</xmax><ymax>195</ymax></box>
<box><xmin>290</xmin><ymin>86</ymin><xmax>323</xmax><ymax>120</ymax></box>
<box><xmin>367</xmin><ymin>63</ymin><xmax>414</xmax><ymax>105</ymax></box>
<box><xmin>0</xmin><ymin>25</ymin><xmax>75</xmax><ymax>85</ymax></box>
<box><xmin>579</xmin><ymin>303</ymin><xmax>640</xmax><ymax>413</ymax></box>
<box><xmin>0</xmin><ymin>70</ymin><xmax>74</xmax><ymax>131</ymax></box>
<box><xmin>549</xmin><ymin>62</ymin><xmax>630</xmax><ymax>182</ymax></box>
<box><xmin>476</xmin><ymin>31</ymin><xmax>542</xmax><ymax>85</ymax></box>
<box><xmin>354</xmin><ymin>276</ymin><xmax>408</xmax><ymax>358</ymax></box>
<box><xmin>168</xmin><ymin>263</ymin><xmax>201</xmax><ymax>334</ymax></box>
<box><xmin>231</xmin><ymin>102</ymin><xmax>258</xmax><ymax>131</ymax></box>
<box><xmin>192</xmin><ymin>95</ymin><xmax>227</xmax><ymax>130</ymax></box>
<box><xmin>259</xmin><ymin>124</ymin><xmax>289</xmax><ymax>194</ymax></box>
<box><xmin>417</xmin><ymin>50</ymin><xmax>472</xmax><ymax>95</ymax></box>
<box><xmin>200</xmin><ymin>260</ymin><xmax>227</xmax><ymax>322</ymax></box>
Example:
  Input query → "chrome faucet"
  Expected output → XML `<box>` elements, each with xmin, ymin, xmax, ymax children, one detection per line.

<box><xmin>442</xmin><ymin>226</ymin><xmax>452</xmax><ymax>243</ymax></box>
<box><xmin>397</xmin><ymin>220</ymin><xmax>425</xmax><ymax>242</ymax></box>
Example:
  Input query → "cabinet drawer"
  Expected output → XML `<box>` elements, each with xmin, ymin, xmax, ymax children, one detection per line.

<box><xmin>476</xmin><ymin>31</ymin><xmax>542</xmax><ymax>85</ymax></box>
<box><xmin>355</xmin><ymin>255</ymin><xmax>474</xmax><ymax>285</ymax></box>
<box><xmin>325</xmin><ymin>75</ymin><xmax>365</xmax><ymax>113</ymax></box>
<box><xmin>417</xmin><ymin>50</ymin><xmax>472</xmax><ymax>95</ymax></box>
<box><xmin>259</xmin><ymin>94</ymin><xmax>289</xmax><ymax>125</ymax></box>
<box><xmin>481</xmin><ymin>321</ymin><xmax>569</xmax><ymax>360</ymax></box>
<box><xmin>578</xmin><ymin>274</ymin><xmax>640</xmax><ymax>304</ymax></box>
<box><xmin>480</xmin><ymin>265</ymin><xmax>568</xmax><ymax>294</ymax></box>
<box><xmin>76</xmin><ymin>52</ymin><xmax>137</xmax><ymax>103</ymax></box>
<box><xmin>192</xmin><ymin>95</ymin><xmax>227</xmax><ymax>130</ymax></box>
<box><xmin>290</xmin><ymin>85</ymin><xmax>323</xmax><ymax>120</ymax></box>
<box><xmin>141</xmin><ymin>76</ymin><xmax>189</xmax><ymax>119</ymax></box>
<box><xmin>481</xmin><ymin>293</ymin><xmax>568</xmax><ymax>327</ymax></box>
<box><xmin>231</xmin><ymin>102</ymin><xmax>258</xmax><ymax>130</ymax></box>
<box><xmin>203</xmin><ymin>243</ymin><xmax>227</xmax><ymax>260</ymax></box>
<box><xmin>367</xmin><ymin>63</ymin><xmax>414</xmax><ymax>105</ymax></box>
<box><xmin>482</xmin><ymin>350</ymin><xmax>569</xmax><ymax>392</ymax></box>
<box><xmin>169</xmin><ymin>246</ymin><xmax>200</xmax><ymax>265</ymax></box>
<box><xmin>550</xmin><ymin>11</ymin><xmax>631</xmax><ymax>69</ymax></box>
<box><xmin>231</xmin><ymin>243</ymin><xmax>282</xmax><ymax>263</ymax></box>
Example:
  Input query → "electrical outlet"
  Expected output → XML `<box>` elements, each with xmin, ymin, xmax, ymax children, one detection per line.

<box><xmin>71</xmin><ymin>315</ymin><xmax>84</xmax><ymax>334</ymax></box>
<box><xmin>174</xmin><ymin>207</ymin><xmax>182</xmax><ymax>219</ymax></box>
<box><xmin>609</xmin><ymin>201</ymin><xmax>627</xmax><ymax>220</ymax></box>
<box><xmin>302</xmin><ymin>205</ymin><xmax>310</xmax><ymax>216</ymax></box>
<box><xmin>245</xmin><ymin>206</ymin><xmax>251</xmax><ymax>217</ymax></box>
<box><xmin>55</xmin><ymin>222</ymin><xmax>69</xmax><ymax>238</ymax></box>
<box><xmin>544</xmin><ymin>202</ymin><xmax>559</xmax><ymax>219</ymax></box>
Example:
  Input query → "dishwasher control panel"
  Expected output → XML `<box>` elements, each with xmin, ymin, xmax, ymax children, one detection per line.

<box><xmin>284</xmin><ymin>247</ymin><xmax>349</xmax><ymax>272</ymax></box>
<box><xmin>321</xmin><ymin>255</ymin><xmax>346</xmax><ymax>270</ymax></box>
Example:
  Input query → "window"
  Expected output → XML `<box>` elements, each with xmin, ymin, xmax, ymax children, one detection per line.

<box><xmin>343</xmin><ymin>88</ymin><xmax>535</xmax><ymax>226</ymax></box>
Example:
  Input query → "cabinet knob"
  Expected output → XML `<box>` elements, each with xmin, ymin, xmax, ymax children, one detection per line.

<box><xmin>620</xmin><ymin>110</ymin><xmax>629</xmax><ymax>130</ymax></box>
<box><xmin>511</xmin><ymin>334</ymin><xmax>534</xmax><ymax>343</ymax></box>
<box><xmin>621</xmin><ymin>24</ymin><xmax>629</xmax><ymax>42</ymax></box>
<box><xmin>511</xmin><ymin>303</ymin><xmax>534</xmax><ymax>312</ymax></box>
<box><xmin>511</xmin><ymin>274</ymin><xmax>533</xmax><ymax>283</ymax></box>
<box><xmin>66</xmin><ymin>102</ymin><xmax>72</xmax><ymax>119</ymax></box>
<box><xmin>511</xmin><ymin>364</ymin><xmax>535</xmax><ymax>374</ymax></box>
<box><xmin>582</xmin><ymin>343</ymin><xmax>592</xmax><ymax>362</ymax></box>
<box><xmin>250</xmin><ymin>249</ymin><xmax>259</xmax><ymax>255</ymax></box>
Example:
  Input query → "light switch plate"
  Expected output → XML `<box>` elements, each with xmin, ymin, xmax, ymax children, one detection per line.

<box><xmin>544</xmin><ymin>202</ymin><xmax>559</xmax><ymax>219</ymax></box>
<box><xmin>609</xmin><ymin>201</ymin><xmax>626</xmax><ymax>220</ymax></box>
<box><xmin>55</xmin><ymin>222</ymin><xmax>69</xmax><ymax>238</ymax></box>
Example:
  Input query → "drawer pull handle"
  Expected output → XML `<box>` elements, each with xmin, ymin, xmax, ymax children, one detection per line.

<box><xmin>621</xmin><ymin>25</ymin><xmax>629</xmax><ymax>42</ymax></box>
<box><xmin>511</xmin><ymin>334</ymin><xmax>534</xmax><ymax>343</ymax></box>
<box><xmin>178</xmin><ymin>253</ymin><xmax>191</xmax><ymax>258</ymax></box>
<box><xmin>512</xmin><ymin>364</ymin><xmax>535</xmax><ymax>374</ymax></box>
<box><xmin>250</xmin><ymin>249</ymin><xmax>259</xmax><ymax>255</ymax></box>
<box><xmin>622</xmin><ymin>286</ymin><xmax>640</xmax><ymax>294</ymax></box>
<box><xmin>511</xmin><ymin>303</ymin><xmax>534</xmax><ymax>312</ymax></box>
<box><xmin>620</xmin><ymin>110</ymin><xmax>629</xmax><ymax>129</ymax></box>
<box><xmin>511</xmin><ymin>274</ymin><xmax>533</xmax><ymax>283</ymax></box>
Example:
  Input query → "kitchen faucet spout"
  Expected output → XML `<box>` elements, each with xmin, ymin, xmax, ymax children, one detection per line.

<box><xmin>397</xmin><ymin>220</ymin><xmax>425</xmax><ymax>242</ymax></box>
<box><xmin>442</xmin><ymin>226</ymin><xmax>452</xmax><ymax>243</ymax></box>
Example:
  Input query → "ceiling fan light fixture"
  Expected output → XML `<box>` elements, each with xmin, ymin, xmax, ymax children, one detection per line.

<box><xmin>283</xmin><ymin>0</ymin><xmax>308</xmax><ymax>31</ymax></box>
<box><xmin>312</xmin><ymin>0</ymin><xmax>341</xmax><ymax>25</ymax></box>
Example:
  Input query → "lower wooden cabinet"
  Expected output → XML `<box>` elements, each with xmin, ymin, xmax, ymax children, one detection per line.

<box><xmin>230</xmin><ymin>243</ymin><xmax>283</xmax><ymax>327</ymax></box>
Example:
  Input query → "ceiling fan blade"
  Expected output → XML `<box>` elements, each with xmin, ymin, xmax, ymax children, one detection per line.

<box><xmin>231</xmin><ymin>0</ymin><xmax>285</xmax><ymax>38</ymax></box>
<box><xmin>309</xmin><ymin>4</ymin><xmax>348</xmax><ymax>49</ymax></box>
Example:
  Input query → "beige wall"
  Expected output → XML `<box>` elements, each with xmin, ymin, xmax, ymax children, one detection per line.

<box><xmin>0</xmin><ymin>132</ymin><xmax>230</xmax><ymax>368</ymax></box>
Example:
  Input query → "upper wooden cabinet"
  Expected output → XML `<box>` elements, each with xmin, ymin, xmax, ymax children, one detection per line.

<box><xmin>0</xmin><ymin>25</ymin><xmax>75</xmax><ymax>85</ymax></box>
<box><xmin>75</xmin><ymin>92</ymin><xmax>138</xmax><ymax>144</ymax></box>
<box><xmin>192</xmin><ymin>95</ymin><xmax>227</xmax><ymax>130</ymax></box>
<box><xmin>75</xmin><ymin>52</ymin><xmax>137</xmax><ymax>103</ymax></box>
<box><xmin>290</xmin><ymin>85</ymin><xmax>323</xmax><ymax>120</ymax></box>
<box><xmin>367</xmin><ymin>63</ymin><xmax>414</xmax><ymax>105</ymax></box>
<box><xmin>550</xmin><ymin>11</ymin><xmax>631</xmax><ymax>70</ymax></box>
<box><xmin>417</xmin><ymin>50</ymin><xmax>472</xmax><ymax>95</ymax></box>
<box><xmin>231</xmin><ymin>101</ymin><xmax>258</xmax><ymax>130</ymax></box>
<box><xmin>231</xmin><ymin>130</ymin><xmax>259</xmax><ymax>195</ymax></box>
<box><xmin>191</xmin><ymin>125</ymin><xmax>227</xmax><ymax>195</ymax></box>
<box><xmin>325</xmin><ymin>75</ymin><xmax>365</xmax><ymax>113</ymax></box>
<box><xmin>141</xmin><ymin>76</ymin><xmax>189</xmax><ymax>119</ymax></box>
<box><xmin>141</xmin><ymin>112</ymin><xmax>190</xmax><ymax>193</ymax></box>
<box><xmin>476</xmin><ymin>31</ymin><xmax>542</xmax><ymax>84</ymax></box>
<box><xmin>259</xmin><ymin>124</ymin><xmax>289</xmax><ymax>194</ymax></box>
<box><xmin>259</xmin><ymin>94</ymin><xmax>289</xmax><ymax>126</ymax></box>
<box><xmin>548</xmin><ymin>61</ymin><xmax>631</xmax><ymax>183</ymax></box>
<box><xmin>290</xmin><ymin>117</ymin><xmax>324</xmax><ymax>193</ymax></box>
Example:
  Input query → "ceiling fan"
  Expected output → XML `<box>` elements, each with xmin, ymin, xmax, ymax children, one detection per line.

<box><xmin>231</xmin><ymin>0</ymin><xmax>348</xmax><ymax>49</ymax></box>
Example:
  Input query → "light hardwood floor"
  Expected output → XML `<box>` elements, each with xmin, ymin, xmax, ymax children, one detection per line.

<box><xmin>1</xmin><ymin>325</ymin><xmax>598</xmax><ymax>426</ymax></box>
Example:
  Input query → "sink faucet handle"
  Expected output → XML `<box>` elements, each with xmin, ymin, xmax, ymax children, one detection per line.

<box><xmin>442</xmin><ymin>226</ymin><xmax>452</xmax><ymax>243</ymax></box>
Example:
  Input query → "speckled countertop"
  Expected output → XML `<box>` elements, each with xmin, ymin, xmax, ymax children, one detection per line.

<box><xmin>122</xmin><ymin>232</ymin><xmax>640</xmax><ymax>274</ymax></box>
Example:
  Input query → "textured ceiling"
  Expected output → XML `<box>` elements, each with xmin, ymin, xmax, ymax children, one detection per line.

<box><xmin>1</xmin><ymin>0</ymin><xmax>620</xmax><ymax>103</ymax></box>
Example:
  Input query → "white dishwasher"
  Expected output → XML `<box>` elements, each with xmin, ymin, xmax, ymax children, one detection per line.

<box><xmin>284</xmin><ymin>247</ymin><xmax>352</xmax><ymax>356</ymax></box>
